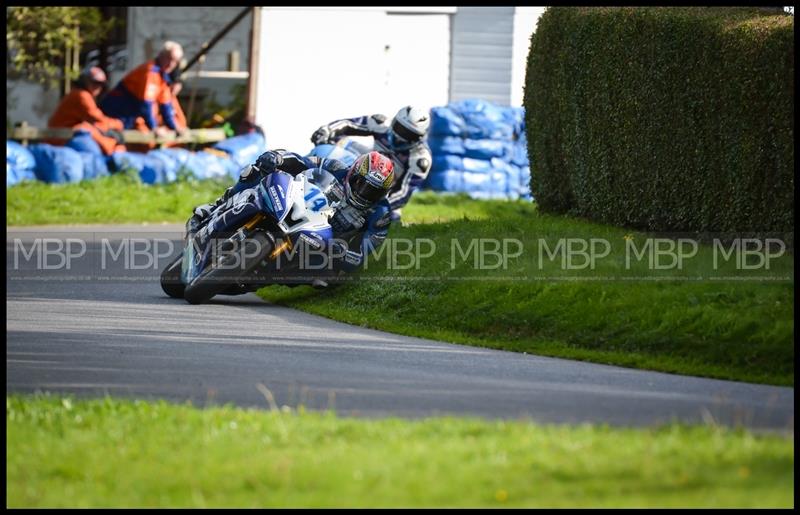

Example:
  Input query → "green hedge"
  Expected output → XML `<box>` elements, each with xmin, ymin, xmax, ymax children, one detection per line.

<box><xmin>524</xmin><ymin>7</ymin><xmax>794</xmax><ymax>233</ymax></box>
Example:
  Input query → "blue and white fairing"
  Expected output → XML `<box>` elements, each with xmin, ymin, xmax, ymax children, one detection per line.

<box><xmin>258</xmin><ymin>171</ymin><xmax>335</xmax><ymax>251</ymax></box>
<box><xmin>258</xmin><ymin>170</ymin><xmax>294</xmax><ymax>222</ymax></box>
<box><xmin>182</xmin><ymin>170</ymin><xmax>335</xmax><ymax>284</ymax></box>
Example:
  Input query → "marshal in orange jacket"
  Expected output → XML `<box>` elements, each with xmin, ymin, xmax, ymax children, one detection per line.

<box><xmin>100</xmin><ymin>60</ymin><xmax>178</xmax><ymax>131</ymax></box>
<box><xmin>48</xmin><ymin>88</ymin><xmax>126</xmax><ymax>155</ymax></box>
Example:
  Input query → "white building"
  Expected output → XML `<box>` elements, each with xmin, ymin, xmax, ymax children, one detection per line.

<box><xmin>253</xmin><ymin>6</ymin><xmax>545</xmax><ymax>152</ymax></box>
<box><xmin>7</xmin><ymin>6</ymin><xmax>546</xmax><ymax>152</ymax></box>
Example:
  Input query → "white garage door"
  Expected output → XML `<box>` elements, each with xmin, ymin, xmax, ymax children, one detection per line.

<box><xmin>255</xmin><ymin>8</ymin><xmax>451</xmax><ymax>154</ymax></box>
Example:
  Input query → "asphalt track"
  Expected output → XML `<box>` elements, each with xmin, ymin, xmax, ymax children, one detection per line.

<box><xmin>6</xmin><ymin>225</ymin><xmax>794</xmax><ymax>432</ymax></box>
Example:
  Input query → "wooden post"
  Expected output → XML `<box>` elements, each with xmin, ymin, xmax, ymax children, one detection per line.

<box><xmin>186</xmin><ymin>55</ymin><xmax>205</xmax><ymax>127</ymax></box>
<box><xmin>73</xmin><ymin>27</ymin><xmax>80</xmax><ymax>78</ymax></box>
<box><xmin>62</xmin><ymin>27</ymin><xmax>80</xmax><ymax>96</ymax></box>
<box><xmin>20</xmin><ymin>121</ymin><xmax>29</xmax><ymax>146</ymax></box>
<box><xmin>228</xmin><ymin>50</ymin><xmax>240</xmax><ymax>72</ymax></box>
<box><xmin>63</xmin><ymin>41</ymin><xmax>72</xmax><ymax>96</ymax></box>
<box><xmin>245</xmin><ymin>7</ymin><xmax>261</xmax><ymax>123</ymax></box>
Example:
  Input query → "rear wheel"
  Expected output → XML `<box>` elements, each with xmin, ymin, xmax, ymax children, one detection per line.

<box><xmin>183</xmin><ymin>231</ymin><xmax>274</xmax><ymax>305</ymax></box>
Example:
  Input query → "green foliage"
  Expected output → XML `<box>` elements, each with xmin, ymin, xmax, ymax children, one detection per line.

<box><xmin>6</xmin><ymin>6</ymin><xmax>117</xmax><ymax>88</ymax></box>
<box><xmin>6</xmin><ymin>394</ymin><xmax>795</xmax><ymax>507</ymax></box>
<box><xmin>6</xmin><ymin>178</ymin><xmax>794</xmax><ymax>384</ymax></box>
<box><xmin>259</xmin><ymin>193</ymin><xmax>794</xmax><ymax>386</ymax></box>
<box><xmin>6</xmin><ymin>173</ymin><xmax>232</xmax><ymax>225</ymax></box>
<box><xmin>186</xmin><ymin>82</ymin><xmax>247</xmax><ymax>134</ymax></box>
<box><xmin>524</xmin><ymin>7</ymin><xmax>794</xmax><ymax>233</ymax></box>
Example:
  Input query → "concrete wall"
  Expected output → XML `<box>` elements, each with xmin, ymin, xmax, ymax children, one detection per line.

<box><xmin>126</xmin><ymin>6</ymin><xmax>251</xmax><ymax>73</ymax></box>
<box><xmin>6</xmin><ymin>79</ymin><xmax>62</xmax><ymax>128</ymax></box>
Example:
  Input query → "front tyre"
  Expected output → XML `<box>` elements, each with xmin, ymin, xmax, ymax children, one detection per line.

<box><xmin>160</xmin><ymin>253</ymin><xmax>185</xmax><ymax>299</ymax></box>
<box><xmin>183</xmin><ymin>231</ymin><xmax>274</xmax><ymax>305</ymax></box>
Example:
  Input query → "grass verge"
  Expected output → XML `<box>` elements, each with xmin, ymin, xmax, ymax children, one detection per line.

<box><xmin>6</xmin><ymin>172</ymin><xmax>231</xmax><ymax>225</ymax></box>
<box><xmin>258</xmin><ymin>192</ymin><xmax>794</xmax><ymax>386</ymax></box>
<box><xmin>6</xmin><ymin>394</ymin><xmax>794</xmax><ymax>508</ymax></box>
<box><xmin>7</xmin><ymin>179</ymin><xmax>793</xmax><ymax>385</ymax></box>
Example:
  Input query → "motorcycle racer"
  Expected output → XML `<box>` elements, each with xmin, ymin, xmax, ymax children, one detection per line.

<box><xmin>190</xmin><ymin>149</ymin><xmax>395</xmax><ymax>275</ymax></box>
<box><xmin>309</xmin><ymin>105</ymin><xmax>432</xmax><ymax>219</ymax></box>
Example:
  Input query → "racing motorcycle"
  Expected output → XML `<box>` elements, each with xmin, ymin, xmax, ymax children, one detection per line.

<box><xmin>160</xmin><ymin>166</ymin><xmax>339</xmax><ymax>304</ymax></box>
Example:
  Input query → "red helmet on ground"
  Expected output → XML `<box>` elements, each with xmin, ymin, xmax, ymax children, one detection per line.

<box><xmin>344</xmin><ymin>151</ymin><xmax>395</xmax><ymax>209</ymax></box>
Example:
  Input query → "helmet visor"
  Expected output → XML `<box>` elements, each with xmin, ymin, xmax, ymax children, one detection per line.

<box><xmin>391</xmin><ymin>118</ymin><xmax>422</xmax><ymax>143</ymax></box>
<box><xmin>350</xmin><ymin>173</ymin><xmax>387</xmax><ymax>206</ymax></box>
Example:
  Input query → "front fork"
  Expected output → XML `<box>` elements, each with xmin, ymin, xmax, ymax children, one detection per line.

<box><xmin>181</xmin><ymin>210</ymin><xmax>291</xmax><ymax>285</ymax></box>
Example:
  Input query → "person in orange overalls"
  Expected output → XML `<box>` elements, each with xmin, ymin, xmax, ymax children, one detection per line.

<box><xmin>163</xmin><ymin>74</ymin><xmax>188</xmax><ymax>131</ymax></box>
<box><xmin>47</xmin><ymin>66</ymin><xmax>126</xmax><ymax>155</ymax></box>
<box><xmin>133</xmin><ymin>69</ymin><xmax>188</xmax><ymax>134</ymax></box>
<box><xmin>100</xmin><ymin>41</ymin><xmax>187</xmax><ymax>139</ymax></box>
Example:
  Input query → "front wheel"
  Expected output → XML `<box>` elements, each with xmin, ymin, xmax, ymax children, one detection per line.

<box><xmin>183</xmin><ymin>231</ymin><xmax>274</xmax><ymax>305</ymax></box>
<box><xmin>160</xmin><ymin>253</ymin><xmax>185</xmax><ymax>299</ymax></box>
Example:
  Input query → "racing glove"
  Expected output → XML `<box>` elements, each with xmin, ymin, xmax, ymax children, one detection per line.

<box><xmin>254</xmin><ymin>150</ymin><xmax>284</xmax><ymax>173</ymax></box>
<box><xmin>310</xmin><ymin>125</ymin><xmax>331</xmax><ymax>145</ymax></box>
<box><xmin>193</xmin><ymin>203</ymin><xmax>215</xmax><ymax>219</ymax></box>
<box><xmin>330</xmin><ymin>239</ymin><xmax>363</xmax><ymax>270</ymax></box>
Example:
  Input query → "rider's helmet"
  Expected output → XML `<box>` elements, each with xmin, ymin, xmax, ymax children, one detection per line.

<box><xmin>344</xmin><ymin>151</ymin><xmax>395</xmax><ymax>210</ymax></box>
<box><xmin>390</xmin><ymin>105</ymin><xmax>430</xmax><ymax>146</ymax></box>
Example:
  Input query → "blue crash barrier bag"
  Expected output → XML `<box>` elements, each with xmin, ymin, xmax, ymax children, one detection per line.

<box><xmin>78</xmin><ymin>152</ymin><xmax>110</xmax><ymax>180</ymax></box>
<box><xmin>427</xmin><ymin>136</ymin><xmax>465</xmax><ymax>156</ymax></box>
<box><xmin>450</xmin><ymin>99</ymin><xmax>515</xmax><ymax>140</ymax></box>
<box><xmin>29</xmin><ymin>144</ymin><xmax>84</xmax><ymax>183</ymax></box>
<box><xmin>7</xmin><ymin>140</ymin><xmax>37</xmax><ymax>171</ymax></box>
<box><xmin>7</xmin><ymin>140</ymin><xmax>37</xmax><ymax>186</ymax></box>
<box><xmin>15</xmin><ymin>130</ymin><xmax>265</xmax><ymax>186</ymax></box>
<box><xmin>425</xmin><ymin>99</ymin><xmax>532</xmax><ymax>201</ymax></box>
<box><xmin>462</xmin><ymin>139</ymin><xmax>511</xmax><ymax>161</ymax></box>
<box><xmin>66</xmin><ymin>130</ymin><xmax>104</xmax><ymax>156</ymax></box>
<box><xmin>110</xmin><ymin>151</ymin><xmax>146</xmax><ymax>174</ymax></box>
<box><xmin>140</xmin><ymin>149</ymin><xmax>184</xmax><ymax>184</ymax></box>
<box><xmin>111</xmin><ymin>148</ymin><xmax>237</xmax><ymax>183</ymax></box>
<box><xmin>431</xmin><ymin>155</ymin><xmax>464</xmax><ymax>174</ymax></box>
<box><xmin>7</xmin><ymin>163</ymin><xmax>38</xmax><ymax>187</ymax></box>
<box><xmin>184</xmin><ymin>150</ymin><xmax>240</xmax><ymax>181</ymax></box>
<box><xmin>511</xmin><ymin>143</ymin><xmax>529</xmax><ymax>167</ymax></box>
<box><xmin>430</xmin><ymin>106</ymin><xmax>466</xmax><ymax>137</ymax></box>
<box><xmin>425</xmin><ymin>170</ymin><xmax>462</xmax><ymax>192</ymax></box>
<box><xmin>213</xmin><ymin>131</ymin><xmax>266</xmax><ymax>169</ymax></box>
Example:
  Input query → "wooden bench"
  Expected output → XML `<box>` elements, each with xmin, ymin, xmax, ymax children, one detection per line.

<box><xmin>10</xmin><ymin>121</ymin><xmax>228</xmax><ymax>148</ymax></box>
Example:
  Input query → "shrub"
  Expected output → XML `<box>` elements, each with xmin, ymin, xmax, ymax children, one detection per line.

<box><xmin>524</xmin><ymin>7</ymin><xmax>794</xmax><ymax>234</ymax></box>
